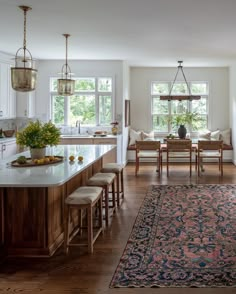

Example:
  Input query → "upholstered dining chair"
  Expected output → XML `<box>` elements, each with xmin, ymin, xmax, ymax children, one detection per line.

<box><xmin>135</xmin><ymin>140</ymin><xmax>162</xmax><ymax>176</ymax></box>
<box><xmin>166</xmin><ymin>139</ymin><xmax>192</xmax><ymax>177</ymax></box>
<box><xmin>196</xmin><ymin>140</ymin><xmax>223</xmax><ymax>176</ymax></box>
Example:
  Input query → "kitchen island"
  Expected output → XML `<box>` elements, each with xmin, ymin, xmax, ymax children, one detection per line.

<box><xmin>0</xmin><ymin>144</ymin><xmax>116</xmax><ymax>260</ymax></box>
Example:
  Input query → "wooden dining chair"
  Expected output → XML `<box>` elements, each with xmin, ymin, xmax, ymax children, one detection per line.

<box><xmin>135</xmin><ymin>140</ymin><xmax>162</xmax><ymax>176</ymax></box>
<box><xmin>166</xmin><ymin>139</ymin><xmax>192</xmax><ymax>177</ymax></box>
<box><xmin>196</xmin><ymin>140</ymin><xmax>223</xmax><ymax>176</ymax></box>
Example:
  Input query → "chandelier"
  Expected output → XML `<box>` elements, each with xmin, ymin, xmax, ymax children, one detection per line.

<box><xmin>57</xmin><ymin>34</ymin><xmax>75</xmax><ymax>96</ymax></box>
<box><xmin>160</xmin><ymin>61</ymin><xmax>200</xmax><ymax>101</ymax></box>
<box><xmin>11</xmin><ymin>6</ymin><xmax>37</xmax><ymax>92</ymax></box>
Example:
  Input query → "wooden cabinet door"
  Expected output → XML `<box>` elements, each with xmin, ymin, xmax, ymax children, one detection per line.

<box><xmin>59</xmin><ymin>138</ymin><xmax>71</xmax><ymax>145</ymax></box>
<box><xmin>93</xmin><ymin>138</ymin><xmax>117</xmax><ymax>144</ymax></box>
<box><xmin>70</xmin><ymin>138</ymin><xmax>93</xmax><ymax>144</ymax></box>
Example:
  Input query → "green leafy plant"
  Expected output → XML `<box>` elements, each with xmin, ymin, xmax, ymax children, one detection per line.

<box><xmin>16</xmin><ymin>120</ymin><xmax>61</xmax><ymax>149</ymax></box>
<box><xmin>171</xmin><ymin>112</ymin><xmax>203</xmax><ymax>129</ymax></box>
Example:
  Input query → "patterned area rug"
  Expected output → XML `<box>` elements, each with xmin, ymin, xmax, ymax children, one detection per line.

<box><xmin>110</xmin><ymin>184</ymin><xmax>236</xmax><ymax>288</ymax></box>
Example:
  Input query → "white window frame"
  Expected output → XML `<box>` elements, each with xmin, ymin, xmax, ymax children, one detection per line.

<box><xmin>50</xmin><ymin>76</ymin><xmax>115</xmax><ymax>126</ymax></box>
<box><xmin>151</xmin><ymin>81</ymin><xmax>209</xmax><ymax>135</ymax></box>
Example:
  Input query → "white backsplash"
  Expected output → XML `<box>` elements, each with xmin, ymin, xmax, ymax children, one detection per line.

<box><xmin>0</xmin><ymin>119</ymin><xmax>121</xmax><ymax>136</ymax></box>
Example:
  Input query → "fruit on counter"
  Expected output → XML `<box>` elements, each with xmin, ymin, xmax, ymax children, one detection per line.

<box><xmin>78</xmin><ymin>156</ymin><xmax>83</xmax><ymax>161</ymax></box>
<box><xmin>33</xmin><ymin>159</ymin><xmax>44</xmax><ymax>164</ymax></box>
<box><xmin>43</xmin><ymin>157</ymin><xmax>50</xmax><ymax>163</ymax></box>
<box><xmin>16</xmin><ymin>155</ymin><xmax>27</xmax><ymax>164</ymax></box>
<box><xmin>33</xmin><ymin>157</ymin><xmax>54</xmax><ymax>164</ymax></box>
<box><xmin>48</xmin><ymin>156</ymin><xmax>55</xmax><ymax>161</ymax></box>
<box><xmin>69</xmin><ymin>155</ymin><xmax>75</xmax><ymax>161</ymax></box>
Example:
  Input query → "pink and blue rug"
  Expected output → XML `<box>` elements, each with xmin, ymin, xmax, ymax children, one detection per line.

<box><xmin>110</xmin><ymin>184</ymin><xmax>236</xmax><ymax>287</ymax></box>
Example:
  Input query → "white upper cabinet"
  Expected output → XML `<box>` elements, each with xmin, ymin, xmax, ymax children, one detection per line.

<box><xmin>16</xmin><ymin>91</ymin><xmax>35</xmax><ymax>118</ymax></box>
<box><xmin>0</xmin><ymin>62</ymin><xmax>16</xmax><ymax>119</ymax></box>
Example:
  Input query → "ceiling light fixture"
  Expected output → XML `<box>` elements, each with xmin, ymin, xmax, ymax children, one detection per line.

<box><xmin>11</xmin><ymin>6</ymin><xmax>37</xmax><ymax>92</ymax></box>
<box><xmin>160</xmin><ymin>61</ymin><xmax>201</xmax><ymax>101</ymax></box>
<box><xmin>57</xmin><ymin>34</ymin><xmax>75</xmax><ymax>96</ymax></box>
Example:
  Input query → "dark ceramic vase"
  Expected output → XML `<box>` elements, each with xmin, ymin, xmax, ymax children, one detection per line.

<box><xmin>178</xmin><ymin>125</ymin><xmax>187</xmax><ymax>139</ymax></box>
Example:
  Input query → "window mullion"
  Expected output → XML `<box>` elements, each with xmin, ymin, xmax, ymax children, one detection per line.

<box><xmin>64</xmin><ymin>96</ymin><xmax>69</xmax><ymax>126</ymax></box>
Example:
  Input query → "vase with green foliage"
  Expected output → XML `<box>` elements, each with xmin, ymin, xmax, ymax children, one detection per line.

<box><xmin>16</xmin><ymin>120</ymin><xmax>61</xmax><ymax>159</ymax></box>
<box><xmin>171</xmin><ymin>112</ymin><xmax>202</xmax><ymax>138</ymax></box>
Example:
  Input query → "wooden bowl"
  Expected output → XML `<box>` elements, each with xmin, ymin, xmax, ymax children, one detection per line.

<box><xmin>3</xmin><ymin>130</ymin><xmax>15</xmax><ymax>137</ymax></box>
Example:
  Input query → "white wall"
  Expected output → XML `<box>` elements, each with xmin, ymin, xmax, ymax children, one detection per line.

<box><xmin>122</xmin><ymin>62</ymin><xmax>130</xmax><ymax>164</ymax></box>
<box><xmin>130</xmin><ymin>67</ymin><xmax>229</xmax><ymax>133</ymax></box>
<box><xmin>36</xmin><ymin>60</ymin><xmax>124</xmax><ymax>121</ymax></box>
<box><xmin>229</xmin><ymin>64</ymin><xmax>236</xmax><ymax>164</ymax></box>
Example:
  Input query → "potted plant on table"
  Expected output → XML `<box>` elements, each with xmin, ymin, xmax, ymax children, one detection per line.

<box><xmin>171</xmin><ymin>112</ymin><xmax>202</xmax><ymax>139</ymax></box>
<box><xmin>16</xmin><ymin>120</ymin><xmax>61</xmax><ymax>159</ymax></box>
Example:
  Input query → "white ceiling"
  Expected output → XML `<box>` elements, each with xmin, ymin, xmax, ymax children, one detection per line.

<box><xmin>1</xmin><ymin>0</ymin><xmax>236</xmax><ymax>67</ymax></box>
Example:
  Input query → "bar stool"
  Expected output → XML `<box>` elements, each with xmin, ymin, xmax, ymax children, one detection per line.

<box><xmin>87</xmin><ymin>172</ymin><xmax>116</xmax><ymax>226</ymax></box>
<box><xmin>101</xmin><ymin>163</ymin><xmax>124</xmax><ymax>207</ymax></box>
<box><xmin>64</xmin><ymin>186</ymin><xmax>103</xmax><ymax>254</ymax></box>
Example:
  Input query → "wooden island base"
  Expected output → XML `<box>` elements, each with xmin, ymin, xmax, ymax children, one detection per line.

<box><xmin>0</xmin><ymin>145</ymin><xmax>116</xmax><ymax>260</ymax></box>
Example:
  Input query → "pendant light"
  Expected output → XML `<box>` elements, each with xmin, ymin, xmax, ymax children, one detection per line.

<box><xmin>57</xmin><ymin>34</ymin><xmax>75</xmax><ymax>96</ymax></box>
<box><xmin>11</xmin><ymin>6</ymin><xmax>37</xmax><ymax>92</ymax></box>
<box><xmin>160</xmin><ymin>61</ymin><xmax>200</xmax><ymax>101</ymax></box>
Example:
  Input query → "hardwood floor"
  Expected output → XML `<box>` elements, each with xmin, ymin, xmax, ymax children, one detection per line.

<box><xmin>1</xmin><ymin>162</ymin><xmax>236</xmax><ymax>294</ymax></box>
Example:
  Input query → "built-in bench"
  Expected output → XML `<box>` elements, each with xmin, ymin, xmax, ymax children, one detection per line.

<box><xmin>127</xmin><ymin>143</ymin><xmax>233</xmax><ymax>162</ymax></box>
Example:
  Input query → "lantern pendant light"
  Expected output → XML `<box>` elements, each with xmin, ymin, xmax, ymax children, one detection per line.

<box><xmin>11</xmin><ymin>6</ymin><xmax>37</xmax><ymax>92</ymax></box>
<box><xmin>57</xmin><ymin>34</ymin><xmax>75</xmax><ymax>96</ymax></box>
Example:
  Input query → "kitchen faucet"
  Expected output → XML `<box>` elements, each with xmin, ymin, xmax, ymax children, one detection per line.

<box><xmin>75</xmin><ymin>120</ymin><xmax>81</xmax><ymax>134</ymax></box>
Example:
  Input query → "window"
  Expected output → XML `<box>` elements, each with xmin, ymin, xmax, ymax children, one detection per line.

<box><xmin>151</xmin><ymin>81</ymin><xmax>208</xmax><ymax>133</ymax></box>
<box><xmin>50</xmin><ymin>77</ymin><xmax>113</xmax><ymax>126</ymax></box>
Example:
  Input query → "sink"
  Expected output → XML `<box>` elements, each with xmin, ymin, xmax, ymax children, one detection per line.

<box><xmin>61</xmin><ymin>134</ymin><xmax>91</xmax><ymax>138</ymax></box>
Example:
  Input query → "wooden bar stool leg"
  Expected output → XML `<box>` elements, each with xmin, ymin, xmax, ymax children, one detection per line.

<box><xmin>121</xmin><ymin>169</ymin><xmax>124</xmax><ymax>199</ymax></box>
<box><xmin>87</xmin><ymin>206</ymin><xmax>93</xmax><ymax>254</ymax></box>
<box><xmin>99</xmin><ymin>196</ymin><xmax>103</xmax><ymax>232</ymax></box>
<box><xmin>112</xmin><ymin>181</ymin><xmax>116</xmax><ymax>212</ymax></box>
<box><xmin>104</xmin><ymin>186</ymin><xmax>109</xmax><ymax>226</ymax></box>
<box><xmin>116</xmin><ymin>173</ymin><xmax>120</xmax><ymax>207</ymax></box>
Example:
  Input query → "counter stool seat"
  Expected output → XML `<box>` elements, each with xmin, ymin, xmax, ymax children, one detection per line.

<box><xmin>87</xmin><ymin>172</ymin><xmax>116</xmax><ymax>226</ymax></box>
<box><xmin>101</xmin><ymin>163</ymin><xmax>124</xmax><ymax>207</ymax></box>
<box><xmin>64</xmin><ymin>186</ymin><xmax>103</xmax><ymax>254</ymax></box>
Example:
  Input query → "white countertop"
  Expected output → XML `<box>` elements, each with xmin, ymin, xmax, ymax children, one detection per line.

<box><xmin>0</xmin><ymin>144</ymin><xmax>115</xmax><ymax>187</ymax></box>
<box><xmin>0</xmin><ymin>137</ymin><xmax>16</xmax><ymax>143</ymax></box>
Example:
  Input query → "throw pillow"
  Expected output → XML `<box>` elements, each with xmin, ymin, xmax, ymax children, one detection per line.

<box><xmin>129</xmin><ymin>129</ymin><xmax>142</xmax><ymax>146</ymax></box>
<box><xmin>198</xmin><ymin>130</ymin><xmax>211</xmax><ymax>140</ymax></box>
<box><xmin>220</xmin><ymin>129</ymin><xmax>231</xmax><ymax>145</ymax></box>
<box><xmin>141</xmin><ymin>131</ymin><xmax>154</xmax><ymax>140</ymax></box>
<box><xmin>210</xmin><ymin>130</ymin><xmax>220</xmax><ymax>141</ymax></box>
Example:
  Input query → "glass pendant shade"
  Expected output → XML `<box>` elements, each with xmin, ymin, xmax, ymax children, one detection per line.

<box><xmin>11</xmin><ymin>65</ymin><xmax>37</xmax><ymax>92</ymax></box>
<box><xmin>57</xmin><ymin>78</ymin><xmax>75</xmax><ymax>96</ymax></box>
<box><xmin>57</xmin><ymin>34</ymin><xmax>75</xmax><ymax>96</ymax></box>
<box><xmin>11</xmin><ymin>6</ymin><xmax>37</xmax><ymax>92</ymax></box>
